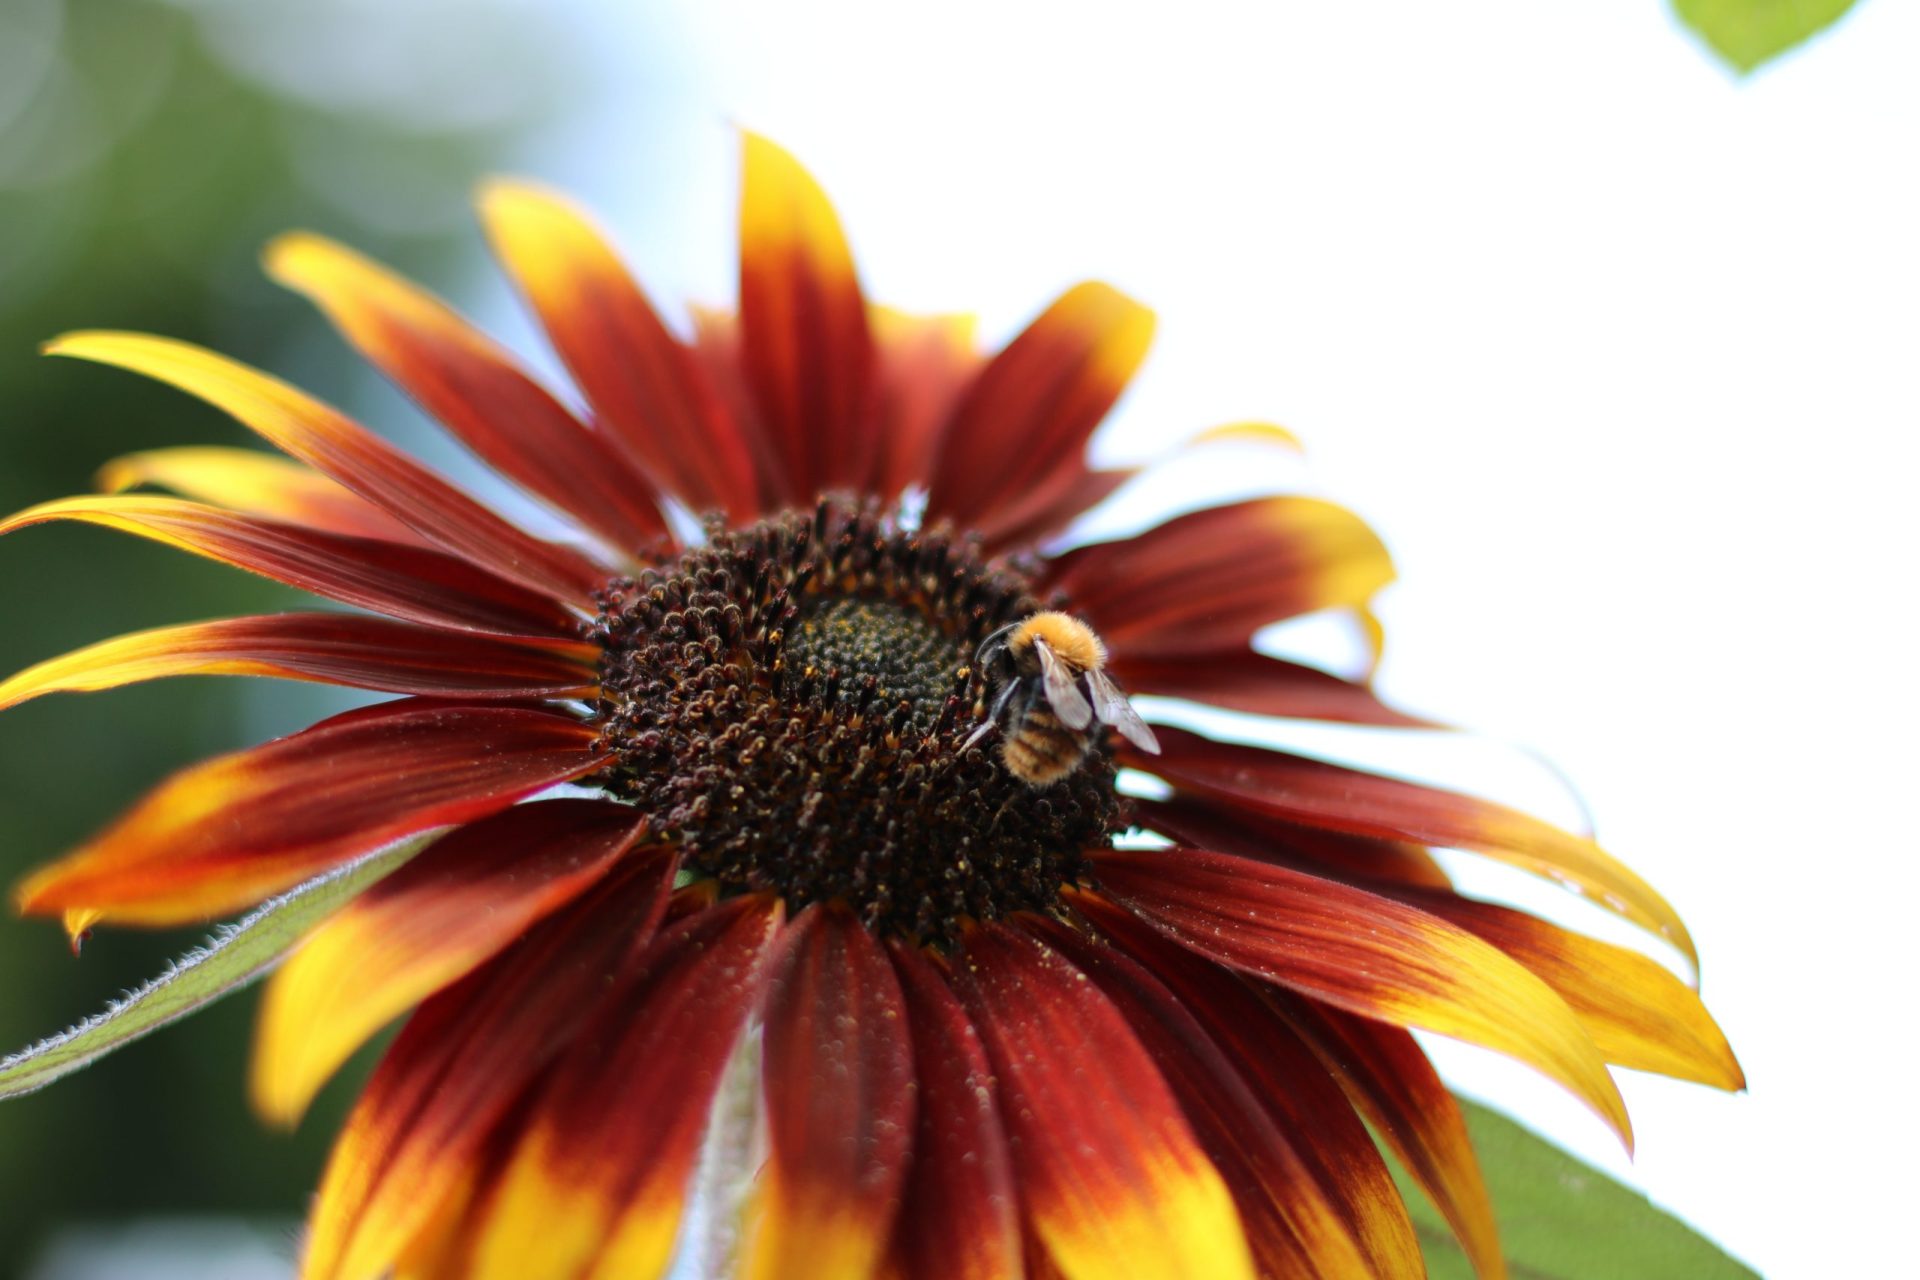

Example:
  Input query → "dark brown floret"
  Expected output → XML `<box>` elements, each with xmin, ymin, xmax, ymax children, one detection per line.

<box><xmin>585</xmin><ymin>498</ymin><xmax>1124</xmax><ymax>947</ymax></box>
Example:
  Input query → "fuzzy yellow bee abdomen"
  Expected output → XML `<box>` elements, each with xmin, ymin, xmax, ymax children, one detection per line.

<box><xmin>1000</xmin><ymin>706</ymin><xmax>1090</xmax><ymax>787</ymax></box>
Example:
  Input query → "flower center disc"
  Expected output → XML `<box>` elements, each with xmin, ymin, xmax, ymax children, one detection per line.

<box><xmin>589</xmin><ymin>500</ymin><xmax>1124</xmax><ymax>946</ymax></box>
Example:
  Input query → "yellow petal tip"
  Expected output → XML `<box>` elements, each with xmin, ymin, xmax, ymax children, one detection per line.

<box><xmin>474</xmin><ymin>175</ymin><xmax>549</xmax><ymax>213</ymax></box>
<box><xmin>37</xmin><ymin>330</ymin><xmax>165</xmax><ymax>371</ymax></box>
<box><xmin>247</xmin><ymin>1071</ymin><xmax>310</xmax><ymax>1132</ymax></box>
<box><xmin>1190</xmin><ymin>420</ymin><xmax>1304</xmax><ymax>451</ymax></box>
<box><xmin>92</xmin><ymin>457</ymin><xmax>138</xmax><ymax>494</ymax></box>
<box><xmin>260</xmin><ymin>230</ymin><xmax>338</xmax><ymax>287</ymax></box>
<box><xmin>40</xmin><ymin>331</ymin><xmax>112</xmax><ymax>359</ymax></box>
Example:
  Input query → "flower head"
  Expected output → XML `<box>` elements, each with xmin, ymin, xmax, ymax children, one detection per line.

<box><xmin>1</xmin><ymin>136</ymin><xmax>1739</xmax><ymax>1280</ymax></box>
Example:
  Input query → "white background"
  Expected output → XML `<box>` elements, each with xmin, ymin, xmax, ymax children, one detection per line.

<box><xmin>507</xmin><ymin>3</ymin><xmax>1915</xmax><ymax>1276</ymax></box>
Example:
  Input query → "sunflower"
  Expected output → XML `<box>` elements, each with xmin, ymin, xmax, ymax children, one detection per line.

<box><xmin>0</xmin><ymin>135</ymin><xmax>1740</xmax><ymax>1280</ymax></box>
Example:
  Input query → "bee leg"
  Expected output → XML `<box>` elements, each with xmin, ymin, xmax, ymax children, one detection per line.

<box><xmin>961</xmin><ymin>718</ymin><xmax>997</xmax><ymax>751</ymax></box>
<box><xmin>989</xmin><ymin>679</ymin><xmax>1024</xmax><ymax>723</ymax></box>
<box><xmin>961</xmin><ymin>680</ymin><xmax>1023</xmax><ymax>752</ymax></box>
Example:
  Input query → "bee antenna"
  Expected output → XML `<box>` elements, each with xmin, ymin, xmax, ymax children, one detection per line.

<box><xmin>974</xmin><ymin>622</ymin><xmax>1018</xmax><ymax>667</ymax></box>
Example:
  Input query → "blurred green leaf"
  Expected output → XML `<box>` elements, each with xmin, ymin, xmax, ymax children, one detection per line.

<box><xmin>0</xmin><ymin>832</ymin><xmax>435</xmax><ymax>1101</ymax></box>
<box><xmin>0</xmin><ymin>1</ymin><xmax>622</xmax><ymax>1263</ymax></box>
<box><xmin>1399</xmin><ymin>1100</ymin><xmax>1758</xmax><ymax>1278</ymax></box>
<box><xmin>1674</xmin><ymin>0</ymin><xmax>1858</xmax><ymax>72</ymax></box>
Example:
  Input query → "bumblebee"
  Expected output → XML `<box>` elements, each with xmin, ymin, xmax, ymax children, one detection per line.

<box><xmin>965</xmin><ymin>611</ymin><xmax>1161</xmax><ymax>786</ymax></box>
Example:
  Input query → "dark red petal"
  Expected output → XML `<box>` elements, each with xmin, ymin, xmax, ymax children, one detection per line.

<box><xmin>882</xmin><ymin>942</ymin><xmax>1021</xmax><ymax>1280</ymax></box>
<box><xmin>685</xmin><ymin>305</ymin><xmax>789</xmax><ymax>504</ymax></box>
<box><xmin>1136</xmin><ymin>725</ymin><xmax>1697</xmax><ymax>964</ymax></box>
<box><xmin>1043</xmin><ymin>498</ymin><xmax>1393</xmax><ymax>658</ymax></box>
<box><xmin>1268</xmin><ymin>991</ymin><xmax>1507</xmax><ymax>1280</ymax></box>
<box><xmin>252</xmin><ymin>798</ymin><xmax>648</xmax><ymax>1125</ymax></box>
<box><xmin>1</xmin><ymin>495</ymin><xmax>580</xmax><ymax>637</ymax></box>
<box><xmin>0</xmin><ymin>613</ymin><xmax>597</xmax><ymax>711</ymax></box>
<box><xmin>302</xmin><ymin>855</ymin><xmax>678</xmax><ymax>1280</ymax></box>
<box><xmin>1093</xmin><ymin>845</ymin><xmax>1632</xmax><ymax>1147</ymax></box>
<box><xmin>1135</xmin><ymin>793</ymin><xmax>1452</xmax><ymax>890</ymax></box>
<box><xmin>925</xmin><ymin>283</ymin><xmax>1153</xmax><ymax>535</ymax></box>
<box><xmin>738</xmin><ymin>134</ymin><xmax>877</xmax><ymax>502</ymax></box>
<box><xmin>949</xmin><ymin>923</ymin><xmax>1255</xmax><ymax>1280</ymax></box>
<box><xmin>480</xmin><ymin>182</ymin><xmax>766</xmax><ymax>520</ymax></box>
<box><xmin>16</xmin><ymin>699</ymin><xmax>609</xmax><ymax>930</ymax></box>
<box><xmin>1031</xmin><ymin>912</ymin><xmax>1400</xmax><ymax>1279</ymax></box>
<box><xmin>870</xmin><ymin>308</ymin><xmax>981</xmax><ymax>498</ymax></box>
<box><xmin>266</xmin><ymin>233</ymin><xmax>671</xmax><ymax>553</ymax></box>
<box><xmin>461</xmin><ymin>895</ymin><xmax>783</xmax><ymax>1280</ymax></box>
<box><xmin>743</xmin><ymin>906</ymin><xmax>915</xmax><ymax>1280</ymax></box>
<box><xmin>46</xmin><ymin>332</ymin><xmax>609</xmax><ymax>604</ymax></box>
<box><xmin>981</xmin><ymin>467</ymin><xmax>1136</xmax><ymax>553</ymax></box>
<box><xmin>1114</xmin><ymin>648</ymin><xmax>1436</xmax><ymax>728</ymax></box>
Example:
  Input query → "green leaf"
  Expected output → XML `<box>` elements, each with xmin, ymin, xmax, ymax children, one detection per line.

<box><xmin>1401</xmin><ymin>1100</ymin><xmax>1758</xmax><ymax>1279</ymax></box>
<box><xmin>1674</xmin><ymin>0</ymin><xmax>1859</xmax><ymax>73</ymax></box>
<box><xmin>0</xmin><ymin>832</ymin><xmax>439</xmax><ymax>1101</ymax></box>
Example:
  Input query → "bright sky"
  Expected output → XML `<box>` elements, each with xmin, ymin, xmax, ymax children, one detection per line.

<box><xmin>499</xmin><ymin>4</ymin><xmax>1919</xmax><ymax>1275</ymax></box>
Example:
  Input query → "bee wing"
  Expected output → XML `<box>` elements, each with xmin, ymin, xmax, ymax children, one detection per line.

<box><xmin>1087</xmin><ymin>669</ymin><xmax>1161</xmax><ymax>755</ymax></box>
<box><xmin>1034</xmin><ymin>640</ymin><xmax>1094</xmax><ymax>729</ymax></box>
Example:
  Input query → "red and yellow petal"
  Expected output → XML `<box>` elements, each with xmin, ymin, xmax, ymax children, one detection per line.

<box><xmin>738</xmin><ymin>132</ymin><xmax>877</xmax><ymax>501</ymax></box>
<box><xmin>926</xmin><ymin>282</ymin><xmax>1154</xmax><ymax>539</ymax></box>
<box><xmin>1115</xmin><ymin>649</ymin><xmax>1437</xmax><ymax>728</ymax></box>
<box><xmin>14</xmin><ymin>699</ymin><xmax>608</xmax><ymax>934</ymax></box>
<box><xmin>266</xmin><ymin>232</ymin><xmax>670</xmax><ymax>553</ymax></box>
<box><xmin>742</xmin><ymin>905</ymin><xmax>915</xmax><ymax>1280</ymax></box>
<box><xmin>1136</xmin><ymin>792</ymin><xmax>1453</xmax><ymax>890</ymax></box>
<box><xmin>1034</xmin><ymin>912</ymin><xmax>1398</xmax><ymax>1279</ymax></box>
<box><xmin>96</xmin><ymin>445</ymin><xmax>424</xmax><ymax>543</ymax></box>
<box><xmin>1269</xmin><ymin>992</ymin><xmax>1507</xmax><ymax>1280</ymax></box>
<box><xmin>882</xmin><ymin>942</ymin><xmax>1021</xmax><ymax>1280</ymax></box>
<box><xmin>1094</xmin><ymin>846</ymin><xmax>1633</xmax><ymax>1148</ymax></box>
<box><xmin>0</xmin><ymin>613</ymin><xmax>597</xmax><ymax>712</ymax></box>
<box><xmin>44</xmin><ymin>331</ymin><xmax>609</xmax><ymax>603</ymax></box>
<box><xmin>1392</xmin><ymin>888</ymin><xmax>1743</xmax><ymax>1088</ymax></box>
<box><xmin>303</xmin><ymin>859</ymin><xmax>678</xmax><ymax>1280</ymax></box>
<box><xmin>1137</xmin><ymin>726</ymin><xmax>1698</xmax><ymax>965</ymax></box>
<box><xmin>462</xmin><ymin>895</ymin><xmax>783</xmax><ymax>1280</ymax></box>
<box><xmin>479</xmin><ymin>180</ymin><xmax>765</xmax><ymax>520</ymax></box>
<box><xmin>1045</xmin><ymin>498</ymin><xmax>1394</xmax><ymax>657</ymax></box>
<box><xmin>1076</xmin><ymin>900</ymin><xmax>1430</xmax><ymax>1278</ymax></box>
<box><xmin>0</xmin><ymin>495</ymin><xmax>581</xmax><ymax>637</ymax></box>
<box><xmin>251</xmin><ymin>799</ymin><xmax>652</xmax><ymax>1126</ymax></box>
<box><xmin>949</xmin><ymin>923</ymin><xmax>1255</xmax><ymax>1280</ymax></box>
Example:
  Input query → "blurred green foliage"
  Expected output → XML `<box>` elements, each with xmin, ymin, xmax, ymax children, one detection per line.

<box><xmin>1399</xmin><ymin>1101</ymin><xmax>1757</xmax><ymax>1279</ymax></box>
<box><xmin>1674</xmin><ymin>0</ymin><xmax>1860</xmax><ymax>72</ymax></box>
<box><xmin>0</xmin><ymin>1</ymin><xmax>579</xmax><ymax>1272</ymax></box>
